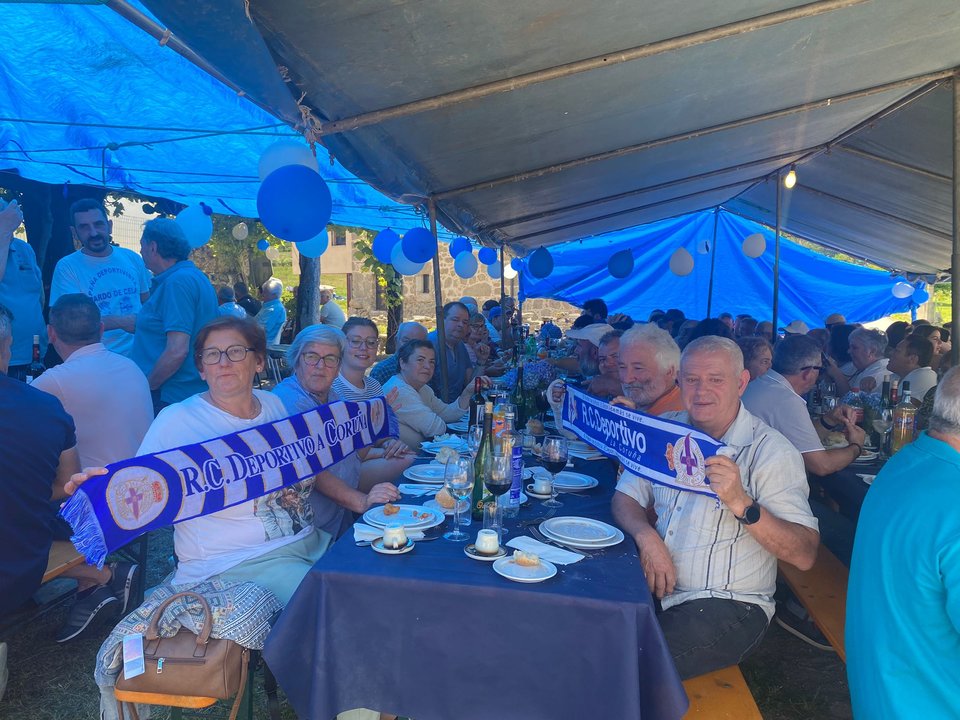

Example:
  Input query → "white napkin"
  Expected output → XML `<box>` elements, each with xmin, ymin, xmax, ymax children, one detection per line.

<box><xmin>569</xmin><ymin>449</ymin><xmax>606</xmax><ymax>461</ymax></box>
<box><xmin>353</xmin><ymin>523</ymin><xmax>425</xmax><ymax>542</ymax></box>
<box><xmin>398</xmin><ymin>483</ymin><xmax>438</xmax><ymax>497</ymax></box>
<box><xmin>506</xmin><ymin>536</ymin><xmax>584</xmax><ymax>565</ymax></box>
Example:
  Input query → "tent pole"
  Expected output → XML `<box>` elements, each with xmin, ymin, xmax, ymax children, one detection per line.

<box><xmin>499</xmin><ymin>245</ymin><xmax>506</xmax><ymax>309</ymax></box>
<box><xmin>706</xmin><ymin>210</ymin><xmax>720</xmax><ymax>318</ymax></box>
<box><xmin>953</xmin><ymin>72</ymin><xmax>960</xmax><ymax>368</ymax></box>
<box><xmin>773</xmin><ymin>176</ymin><xmax>782</xmax><ymax>345</ymax></box>
<box><xmin>428</xmin><ymin>199</ymin><xmax>450</xmax><ymax>401</ymax></box>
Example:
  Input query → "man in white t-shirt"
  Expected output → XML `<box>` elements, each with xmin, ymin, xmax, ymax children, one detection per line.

<box><xmin>887</xmin><ymin>334</ymin><xmax>938</xmax><ymax>405</ymax></box>
<box><xmin>31</xmin><ymin>294</ymin><xmax>153</xmax><ymax>469</ymax></box>
<box><xmin>51</xmin><ymin>199</ymin><xmax>150</xmax><ymax>356</ymax></box>
<box><xmin>318</xmin><ymin>285</ymin><xmax>346</xmax><ymax>328</ymax></box>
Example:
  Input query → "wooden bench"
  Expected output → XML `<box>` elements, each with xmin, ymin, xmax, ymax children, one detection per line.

<box><xmin>778</xmin><ymin>544</ymin><xmax>848</xmax><ymax>661</ymax></box>
<box><xmin>683</xmin><ymin>665</ymin><xmax>762</xmax><ymax>719</ymax></box>
<box><xmin>42</xmin><ymin>540</ymin><xmax>85</xmax><ymax>583</ymax></box>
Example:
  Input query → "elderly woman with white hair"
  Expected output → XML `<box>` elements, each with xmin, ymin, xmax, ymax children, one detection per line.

<box><xmin>273</xmin><ymin>324</ymin><xmax>401</xmax><ymax>539</ymax></box>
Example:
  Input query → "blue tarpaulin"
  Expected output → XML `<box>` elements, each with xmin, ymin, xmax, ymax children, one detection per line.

<box><xmin>0</xmin><ymin>2</ymin><xmax>436</xmax><ymax>234</ymax></box>
<box><xmin>519</xmin><ymin>210</ymin><xmax>917</xmax><ymax>326</ymax></box>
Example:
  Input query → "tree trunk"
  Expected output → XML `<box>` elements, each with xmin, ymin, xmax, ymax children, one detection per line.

<box><xmin>297</xmin><ymin>254</ymin><xmax>320</xmax><ymax>332</ymax></box>
<box><xmin>385</xmin><ymin>272</ymin><xmax>404</xmax><ymax>353</ymax></box>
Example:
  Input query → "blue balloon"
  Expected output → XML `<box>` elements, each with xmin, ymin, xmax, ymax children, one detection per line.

<box><xmin>529</xmin><ymin>247</ymin><xmax>554</xmax><ymax>279</ymax></box>
<box><xmin>372</xmin><ymin>228</ymin><xmax>400</xmax><ymax>264</ymax></box>
<box><xmin>391</xmin><ymin>241</ymin><xmax>424</xmax><ymax>276</ymax></box>
<box><xmin>257</xmin><ymin>165</ymin><xmax>332</xmax><ymax>243</ymax></box>
<box><xmin>478</xmin><ymin>247</ymin><xmax>497</xmax><ymax>265</ymax></box>
<box><xmin>297</xmin><ymin>231</ymin><xmax>329</xmax><ymax>259</ymax></box>
<box><xmin>454</xmin><ymin>250</ymin><xmax>478</xmax><ymax>279</ymax></box>
<box><xmin>401</xmin><ymin>227</ymin><xmax>437</xmax><ymax>263</ymax></box>
<box><xmin>608</xmin><ymin>249</ymin><xmax>634</xmax><ymax>279</ymax></box>
<box><xmin>510</xmin><ymin>257</ymin><xmax>524</xmax><ymax>272</ymax></box>
<box><xmin>449</xmin><ymin>236</ymin><xmax>471</xmax><ymax>258</ymax></box>
<box><xmin>256</xmin><ymin>238</ymin><xmax>270</xmax><ymax>251</ymax></box>
<box><xmin>914</xmin><ymin>287</ymin><xmax>930</xmax><ymax>304</ymax></box>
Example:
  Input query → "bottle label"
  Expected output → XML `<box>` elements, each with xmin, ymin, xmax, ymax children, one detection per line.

<box><xmin>508</xmin><ymin>447</ymin><xmax>523</xmax><ymax>505</ymax></box>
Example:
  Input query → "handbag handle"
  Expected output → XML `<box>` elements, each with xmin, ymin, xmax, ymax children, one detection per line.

<box><xmin>145</xmin><ymin>591</ymin><xmax>214</xmax><ymax>646</ymax></box>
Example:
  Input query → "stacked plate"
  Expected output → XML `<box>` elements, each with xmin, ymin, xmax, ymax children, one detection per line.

<box><xmin>421</xmin><ymin>437</ymin><xmax>469</xmax><ymax>454</ymax></box>
<box><xmin>539</xmin><ymin>516</ymin><xmax>624</xmax><ymax>549</ymax></box>
<box><xmin>403</xmin><ymin>463</ymin><xmax>449</xmax><ymax>484</ymax></box>
<box><xmin>362</xmin><ymin>504</ymin><xmax>445</xmax><ymax>531</ymax></box>
<box><xmin>547</xmin><ymin>471</ymin><xmax>599</xmax><ymax>492</ymax></box>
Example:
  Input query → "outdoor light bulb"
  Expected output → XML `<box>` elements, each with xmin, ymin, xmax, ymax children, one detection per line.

<box><xmin>783</xmin><ymin>167</ymin><xmax>797</xmax><ymax>189</ymax></box>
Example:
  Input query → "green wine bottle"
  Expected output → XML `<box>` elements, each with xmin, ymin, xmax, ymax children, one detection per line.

<box><xmin>472</xmin><ymin>401</ymin><xmax>494</xmax><ymax>520</ymax></box>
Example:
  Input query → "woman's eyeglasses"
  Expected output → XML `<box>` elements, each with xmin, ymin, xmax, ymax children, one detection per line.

<box><xmin>301</xmin><ymin>351</ymin><xmax>341</xmax><ymax>368</ymax></box>
<box><xmin>199</xmin><ymin>345</ymin><xmax>256</xmax><ymax>365</ymax></box>
<box><xmin>346</xmin><ymin>337</ymin><xmax>379</xmax><ymax>349</ymax></box>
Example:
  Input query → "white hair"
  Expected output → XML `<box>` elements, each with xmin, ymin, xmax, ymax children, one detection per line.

<box><xmin>262</xmin><ymin>277</ymin><xmax>284</xmax><ymax>300</ymax></box>
<box><xmin>929</xmin><ymin>366</ymin><xmax>960</xmax><ymax>435</ymax></box>
<box><xmin>682</xmin><ymin>335</ymin><xmax>745</xmax><ymax>375</ymax></box>
<box><xmin>287</xmin><ymin>324</ymin><xmax>345</xmax><ymax>367</ymax></box>
<box><xmin>619</xmin><ymin>323</ymin><xmax>680</xmax><ymax>374</ymax></box>
<box><xmin>849</xmin><ymin>327</ymin><xmax>887</xmax><ymax>359</ymax></box>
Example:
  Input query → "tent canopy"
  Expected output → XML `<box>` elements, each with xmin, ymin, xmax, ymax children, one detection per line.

<box><xmin>518</xmin><ymin>209</ymin><xmax>916</xmax><ymax>325</ymax></box>
<box><xmin>0</xmin><ymin>2</ymin><xmax>438</xmax><ymax>234</ymax></box>
<box><xmin>137</xmin><ymin>0</ymin><xmax>960</xmax><ymax>274</ymax></box>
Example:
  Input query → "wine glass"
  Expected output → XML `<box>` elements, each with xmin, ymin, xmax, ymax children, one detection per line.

<box><xmin>443</xmin><ymin>457</ymin><xmax>474</xmax><ymax>542</ymax></box>
<box><xmin>485</xmin><ymin>454</ymin><xmax>512</xmax><ymax>540</ymax></box>
<box><xmin>541</xmin><ymin>435</ymin><xmax>568</xmax><ymax>508</ymax></box>
<box><xmin>872</xmin><ymin>407</ymin><xmax>894</xmax><ymax>459</ymax></box>
<box><xmin>467</xmin><ymin>425</ymin><xmax>484</xmax><ymax>458</ymax></box>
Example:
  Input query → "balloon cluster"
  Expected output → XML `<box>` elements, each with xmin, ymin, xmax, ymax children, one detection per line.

<box><xmin>256</xmin><ymin>140</ymin><xmax>333</xmax><ymax>248</ymax></box>
<box><xmin>891</xmin><ymin>279</ymin><xmax>930</xmax><ymax>304</ymax></box>
<box><xmin>371</xmin><ymin>227</ymin><xmax>437</xmax><ymax>276</ymax></box>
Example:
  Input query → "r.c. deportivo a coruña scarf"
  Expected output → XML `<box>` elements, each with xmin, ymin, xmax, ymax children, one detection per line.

<box><xmin>561</xmin><ymin>385</ymin><xmax>724</xmax><ymax>498</ymax></box>
<box><xmin>61</xmin><ymin>396</ymin><xmax>397</xmax><ymax>567</ymax></box>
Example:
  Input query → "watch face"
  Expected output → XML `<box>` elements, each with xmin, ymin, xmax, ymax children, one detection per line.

<box><xmin>742</xmin><ymin>503</ymin><xmax>761</xmax><ymax>525</ymax></box>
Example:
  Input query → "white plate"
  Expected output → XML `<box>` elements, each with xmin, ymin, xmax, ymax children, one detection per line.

<box><xmin>424</xmin><ymin>497</ymin><xmax>470</xmax><ymax>515</ymax></box>
<box><xmin>550</xmin><ymin>471</ymin><xmax>599</xmax><ymax>491</ymax></box>
<box><xmin>421</xmin><ymin>438</ymin><xmax>469</xmax><ymax>454</ymax></box>
<box><xmin>464</xmin><ymin>545</ymin><xmax>507</xmax><ymax>561</ymax></box>
<box><xmin>541</xmin><ymin>516</ymin><xmax>617</xmax><ymax>543</ymax></box>
<box><xmin>403</xmin><ymin>464</ymin><xmax>449</xmax><ymax>484</ymax></box>
<box><xmin>492</xmin><ymin>556</ymin><xmax>558</xmax><ymax>583</ymax></box>
<box><xmin>856</xmin><ymin>473</ymin><xmax>876</xmax><ymax>485</ymax></box>
<box><xmin>540</xmin><ymin>523</ymin><xmax>625</xmax><ymax>549</ymax></box>
<box><xmin>371</xmin><ymin>538</ymin><xmax>415</xmax><ymax>555</ymax></box>
<box><xmin>362</xmin><ymin>505</ymin><xmax>445</xmax><ymax>530</ymax></box>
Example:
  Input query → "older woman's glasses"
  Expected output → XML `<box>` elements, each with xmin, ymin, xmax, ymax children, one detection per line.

<box><xmin>346</xmin><ymin>337</ymin><xmax>379</xmax><ymax>349</ymax></box>
<box><xmin>200</xmin><ymin>345</ymin><xmax>256</xmax><ymax>365</ymax></box>
<box><xmin>301</xmin><ymin>351</ymin><xmax>341</xmax><ymax>368</ymax></box>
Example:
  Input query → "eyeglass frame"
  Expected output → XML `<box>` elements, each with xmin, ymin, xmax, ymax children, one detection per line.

<box><xmin>198</xmin><ymin>345</ymin><xmax>257</xmax><ymax>365</ymax></box>
<box><xmin>300</xmin><ymin>351</ymin><xmax>342</xmax><ymax>369</ymax></box>
<box><xmin>800</xmin><ymin>365</ymin><xmax>824</xmax><ymax>373</ymax></box>
<box><xmin>346</xmin><ymin>336</ymin><xmax>380</xmax><ymax>349</ymax></box>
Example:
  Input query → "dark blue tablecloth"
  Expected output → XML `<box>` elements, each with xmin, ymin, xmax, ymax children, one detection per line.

<box><xmin>264</xmin><ymin>457</ymin><xmax>689</xmax><ymax>720</ymax></box>
<box><xmin>817</xmin><ymin>456</ymin><xmax>884</xmax><ymax>524</ymax></box>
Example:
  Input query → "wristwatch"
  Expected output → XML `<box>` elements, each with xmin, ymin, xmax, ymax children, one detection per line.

<box><xmin>735</xmin><ymin>501</ymin><xmax>761</xmax><ymax>525</ymax></box>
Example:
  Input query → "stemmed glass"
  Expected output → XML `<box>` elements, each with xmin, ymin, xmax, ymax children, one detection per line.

<box><xmin>872</xmin><ymin>407</ymin><xmax>894</xmax><ymax>459</ymax></box>
<box><xmin>485</xmin><ymin>454</ymin><xmax>512</xmax><ymax>540</ymax></box>
<box><xmin>541</xmin><ymin>435</ymin><xmax>568</xmax><ymax>508</ymax></box>
<box><xmin>443</xmin><ymin>457</ymin><xmax>474</xmax><ymax>542</ymax></box>
<box><xmin>467</xmin><ymin>425</ymin><xmax>484</xmax><ymax>458</ymax></box>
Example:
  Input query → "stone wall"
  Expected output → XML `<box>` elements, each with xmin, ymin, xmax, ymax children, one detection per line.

<box><xmin>339</xmin><ymin>229</ymin><xmax>580</xmax><ymax>330</ymax></box>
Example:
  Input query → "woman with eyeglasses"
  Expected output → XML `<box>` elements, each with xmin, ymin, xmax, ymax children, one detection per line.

<box><xmin>383</xmin><ymin>339</ymin><xmax>489</xmax><ymax>450</ymax></box>
<box><xmin>66</xmin><ymin>316</ymin><xmax>331</xmax><ymax>606</ymax></box>
<box><xmin>330</xmin><ymin>316</ymin><xmax>415</xmax><ymax>489</ymax></box>
<box><xmin>273</xmin><ymin>325</ymin><xmax>401</xmax><ymax>539</ymax></box>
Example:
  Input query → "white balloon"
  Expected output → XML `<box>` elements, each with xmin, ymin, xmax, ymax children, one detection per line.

<box><xmin>176</xmin><ymin>206</ymin><xmax>213</xmax><ymax>248</ymax></box>
<box><xmin>503</xmin><ymin>263</ymin><xmax>518</xmax><ymax>280</ymax></box>
<box><xmin>454</xmin><ymin>250</ymin><xmax>478</xmax><ymax>279</ymax></box>
<box><xmin>258</xmin><ymin>139</ymin><xmax>318</xmax><ymax>181</ymax></box>
<box><xmin>231</xmin><ymin>222</ymin><xmax>249</xmax><ymax>240</ymax></box>
<box><xmin>265</xmin><ymin>246</ymin><xmax>281</xmax><ymax>261</ymax></box>
<box><xmin>742</xmin><ymin>232</ymin><xmax>766</xmax><ymax>258</ymax></box>
<box><xmin>891</xmin><ymin>281</ymin><xmax>915</xmax><ymax>299</ymax></box>
<box><xmin>669</xmin><ymin>247</ymin><xmax>695</xmax><ymax>276</ymax></box>
<box><xmin>390</xmin><ymin>241</ymin><xmax>425</xmax><ymax>276</ymax></box>
<box><xmin>488</xmin><ymin>260</ymin><xmax>502</xmax><ymax>279</ymax></box>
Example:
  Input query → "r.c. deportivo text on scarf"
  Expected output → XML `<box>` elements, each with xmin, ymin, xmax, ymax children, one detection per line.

<box><xmin>62</xmin><ymin>396</ymin><xmax>397</xmax><ymax>567</ymax></box>
<box><xmin>561</xmin><ymin>385</ymin><xmax>724</xmax><ymax>498</ymax></box>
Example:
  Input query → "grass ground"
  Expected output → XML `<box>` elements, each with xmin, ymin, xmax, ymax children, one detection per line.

<box><xmin>4</xmin><ymin>529</ymin><xmax>851</xmax><ymax>720</ymax></box>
